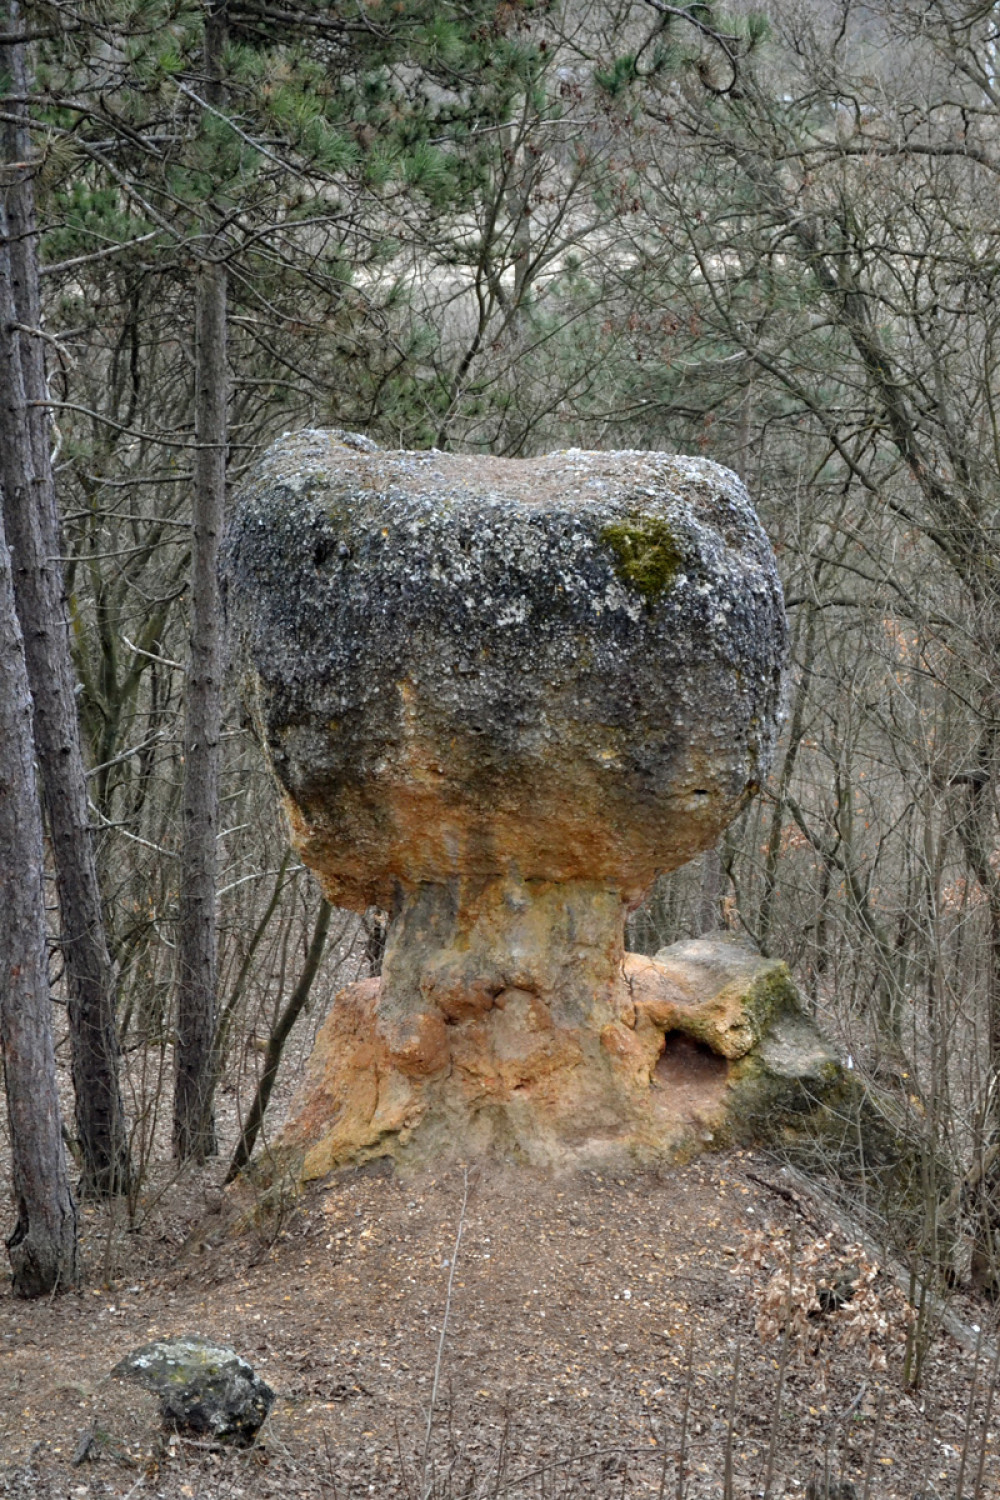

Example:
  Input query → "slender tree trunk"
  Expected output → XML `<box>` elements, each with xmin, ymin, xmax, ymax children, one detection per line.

<box><xmin>173</xmin><ymin>2</ymin><xmax>229</xmax><ymax>1161</ymax></box>
<box><xmin>757</xmin><ymin>604</ymin><xmax>817</xmax><ymax>953</ymax></box>
<box><xmin>694</xmin><ymin>846</ymin><xmax>725</xmax><ymax>936</ymax></box>
<box><xmin>0</xmin><ymin>18</ymin><xmax>130</xmax><ymax>1197</ymax></box>
<box><xmin>225</xmin><ymin>899</ymin><xmax>332</xmax><ymax>1183</ymax></box>
<box><xmin>173</xmin><ymin>262</ymin><xmax>227</xmax><ymax>1160</ymax></box>
<box><xmin>0</xmin><ymin>504</ymin><xmax>78</xmax><ymax>1297</ymax></box>
<box><xmin>950</xmin><ymin>723</ymin><xmax>1000</xmax><ymax>1292</ymax></box>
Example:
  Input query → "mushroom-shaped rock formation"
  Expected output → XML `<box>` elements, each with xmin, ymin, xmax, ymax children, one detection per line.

<box><xmin>224</xmin><ymin>430</ymin><xmax>823</xmax><ymax>1171</ymax></box>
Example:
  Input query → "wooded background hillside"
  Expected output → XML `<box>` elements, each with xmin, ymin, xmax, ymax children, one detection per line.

<box><xmin>4</xmin><ymin>0</ymin><xmax>1000</xmax><ymax>1318</ymax></box>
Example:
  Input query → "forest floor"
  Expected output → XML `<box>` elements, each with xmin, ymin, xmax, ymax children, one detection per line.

<box><xmin>1</xmin><ymin>1148</ymin><xmax>998</xmax><ymax>1500</ymax></box>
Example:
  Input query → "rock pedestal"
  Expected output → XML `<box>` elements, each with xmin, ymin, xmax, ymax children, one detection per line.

<box><xmin>278</xmin><ymin>933</ymin><xmax>843</xmax><ymax>1176</ymax></box>
<box><xmin>223</xmin><ymin>431</ymin><xmax>821</xmax><ymax>1172</ymax></box>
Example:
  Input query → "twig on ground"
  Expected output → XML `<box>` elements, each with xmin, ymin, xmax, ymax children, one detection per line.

<box><xmin>674</xmin><ymin>1330</ymin><xmax>694</xmax><ymax>1500</ymax></box>
<box><xmin>860</xmin><ymin>1389</ymin><xmax>885</xmax><ymax>1500</ymax></box>
<box><xmin>762</xmin><ymin>1224</ymin><xmax>796</xmax><ymax>1500</ymax></box>
<box><xmin>972</xmin><ymin>1337</ymin><xmax>1000</xmax><ymax>1500</ymax></box>
<box><xmin>70</xmin><ymin>1427</ymin><xmax>95</xmax><ymax>1466</ymax></box>
<box><xmin>744</xmin><ymin>1169</ymin><xmax>823</xmax><ymax>1231</ymax></box>
<box><xmin>956</xmin><ymin>1323</ymin><xmax>985</xmax><ymax>1499</ymax></box>
<box><xmin>839</xmin><ymin>1380</ymin><xmax>867</xmax><ymax>1430</ymax></box>
<box><xmin>723</xmin><ymin>1344</ymin><xmax>740</xmax><ymax>1500</ymax></box>
<box><xmin>420</xmin><ymin>1166</ymin><xmax>471</xmax><ymax>1500</ymax></box>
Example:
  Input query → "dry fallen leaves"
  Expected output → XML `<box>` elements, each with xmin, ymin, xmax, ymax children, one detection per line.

<box><xmin>735</xmin><ymin>1225</ymin><xmax>914</xmax><ymax>1372</ymax></box>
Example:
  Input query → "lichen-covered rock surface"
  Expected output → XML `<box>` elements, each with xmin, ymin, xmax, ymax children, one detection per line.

<box><xmin>271</xmin><ymin>934</ymin><xmax>843</xmax><ymax>1177</ymax></box>
<box><xmin>224</xmin><ymin>430</ymin><xmax>793</xmax><ymax>1171</ymax></box>
<box><xmin>112</xmin><ymin>1336</ymin><xmax>274</xmax><ymax>1444</ymax></box>
<box><xmin>223</xmin><ymin>430</ymin><xmax>786</xmax><ymax>908</ymax></box>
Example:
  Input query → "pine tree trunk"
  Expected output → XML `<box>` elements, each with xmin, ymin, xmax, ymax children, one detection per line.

<box><xmin>0</xmin><ymin>492</ymin><xmax>78</xmax><ymax>1298</ymax></box>
<box><xmin>0</xmin><ymin>15</ymin><xmax>130</xmax><ymax>1198</ymax></box>
<box><xmin>172</xmin><ymin>3</ymin><xmax>229</xmax><ymax>1160</ymax></box>
<box><xmin>173</xmin><ymin>258</ymin><xmax>226</xmax><ymax>1161</ymax></box>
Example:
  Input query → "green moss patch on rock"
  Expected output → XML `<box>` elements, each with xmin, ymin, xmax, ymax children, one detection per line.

<box><xmin>600</xmin><ymin>515</ymin><xmax>684</xmax><ymax>602</ymax></box>
<box><xmin>721</xmin><ymin>1014</ymin><xmax>847</xmax><ymax>1146</ymax></box>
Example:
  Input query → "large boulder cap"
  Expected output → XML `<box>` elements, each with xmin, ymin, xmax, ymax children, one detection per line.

<box><xmin>223</xmin><ymin>431</ymin><xmax>786</xmax><ymax>908</ymax></box>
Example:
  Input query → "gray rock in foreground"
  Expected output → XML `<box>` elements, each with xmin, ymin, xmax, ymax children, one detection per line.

<box><xmin>113</xmin><ymin>1335</ymin><xmax>274</xmax><ymax>1444</ymax></box>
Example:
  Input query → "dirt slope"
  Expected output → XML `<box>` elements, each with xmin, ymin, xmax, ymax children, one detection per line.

<box><xmin>0</xmin><ymin>1151</ymin><xmax>996</xmax><ymax>1499</ymax></box>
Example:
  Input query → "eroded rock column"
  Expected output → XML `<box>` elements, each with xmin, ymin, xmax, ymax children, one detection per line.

<box><xmin>223</xmin><ymin>431</ymin><xmax>791</xmax><ymax>1171</ymax></box>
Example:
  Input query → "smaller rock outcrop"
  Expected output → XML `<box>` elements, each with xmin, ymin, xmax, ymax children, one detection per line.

<box><xmin>630</xmin><ymin>935</ymin><xmax>844</xmax><ymax>1152</ymax></box>
<box><xmin>113</xmin><ymin>1336</ymin><xmax>274</xmax><ymax>1445</ymax></box>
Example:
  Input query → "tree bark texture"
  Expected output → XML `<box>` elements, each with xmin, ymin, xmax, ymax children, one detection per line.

<box><xmin>172</xmin><ymin>252</ymin><xmax>227</xmax><ymax>1160</ymax></box>
<box><xmin>0</xmin><ymin>25</ymin><xmax>130</xmax><ymax>1196</ymax></box>
<box><xmin>173</xmin><ymin>0</ymin><xmax>230</xmax><ymax>1161</ymax></box>
<box><xmin>0</xmin><ymin>505</ymin><xmax>78</xmax><ymax>1297</ymax></box>
<box><xmin>695</xmin><ymin>846</ymin><xmax>725</xmax><ymax>937</ymax></box>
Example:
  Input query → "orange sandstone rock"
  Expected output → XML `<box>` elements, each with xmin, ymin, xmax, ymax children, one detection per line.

<box><xmin>275</xmin><ymin>935</ymin><xmax>843</xmax><ymax>1175</ymax></box>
